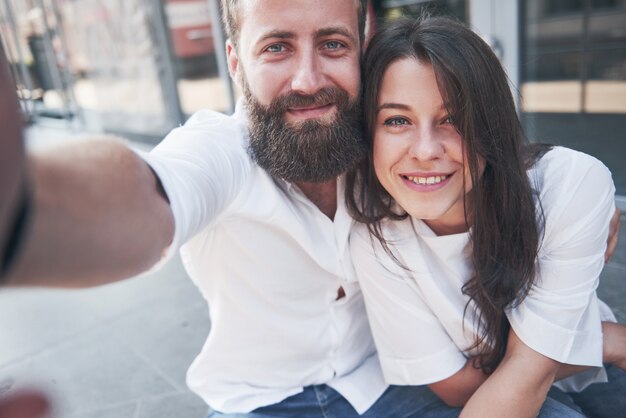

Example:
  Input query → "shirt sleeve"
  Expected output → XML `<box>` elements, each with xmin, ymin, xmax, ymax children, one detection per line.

<box><xmin>138</xmin><ymin>110</ymin><xmax>251</xmax><ymax>260</ymax></box>
<box><xmin>507</xmin><ymin>148</ymin><xmax>616</xmax><ymax>369</ymax></box>
<box><xmin>350</xmin><ymin>223</ymin><xmax>467</xmax><ymax>386</ymax></box>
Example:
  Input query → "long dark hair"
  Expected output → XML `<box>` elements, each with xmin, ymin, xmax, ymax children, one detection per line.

<box><xmin>346</xmin><ymin>16</ymin><xmax>550</xmax><ymax>373</ymax></box>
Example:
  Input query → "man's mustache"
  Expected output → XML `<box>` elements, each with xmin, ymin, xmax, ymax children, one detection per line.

<box><xmin>267</xmin><ymin>87</ymin><xmax>351</xmax><ymax>114</ymax></box>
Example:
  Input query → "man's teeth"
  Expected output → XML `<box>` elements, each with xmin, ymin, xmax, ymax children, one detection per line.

<box><xmin>406</xmin><ymin>175</ymin><xmax>448</xmax><ymax>185</ymax></box>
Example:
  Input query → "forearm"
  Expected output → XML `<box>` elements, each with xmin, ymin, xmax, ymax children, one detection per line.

<box><xmin>461</xmin><ymin>358</ymin><xmax>555</xmax><ymax>418</ymax></box>
<box><xmin>556</xmin><ymin>321</ymin><xmax>626</xmax><ymax>378</ymax></box>
<box><xmin>0</xmin><ymin>44</ymin><xmax>26</xmax><ymax>268</ymax></box>
<box><xmin>429</xmin><ymin>358</ymin><xmax>489</xmax><ymax>407</ymax></box>
<box><xmin>460</xmin><ymin>331</ymin><xmax>558</xmax><ymax>418</ymax></box>
<box><xmin>4</xmin><ymin>139</ymin><xmax>174</xmax><ymax>287</ymax></box>
<box><xmin>602</xmin><ymin>321</ymin><xmax>626</xmax><ymax>370</ymax></box>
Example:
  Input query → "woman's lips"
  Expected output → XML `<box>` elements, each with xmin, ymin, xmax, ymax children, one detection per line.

<box><xmin>400</xmin><ymin>172</ymin><xmax>453</xmax><ymax>192</ymax></box>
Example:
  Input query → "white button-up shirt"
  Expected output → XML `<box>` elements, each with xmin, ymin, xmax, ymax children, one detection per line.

<box><xmin>351</xmin><ymin>147</ymin><xmax>616</xmax><ymax>393</ymax></box>
<box><xmin>141</xmin><ymin>102</ymin><xmax>386</xmax><ymax>414</ymax></box>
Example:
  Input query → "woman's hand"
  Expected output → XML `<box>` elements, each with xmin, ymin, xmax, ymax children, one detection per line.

<box><xmin>0</xmin><ymin>391</ymin><xmax>49</xmax><ymax>418</ymax></box>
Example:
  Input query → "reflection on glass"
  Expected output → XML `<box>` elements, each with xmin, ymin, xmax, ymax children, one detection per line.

<box><xmin>379</xmin><ymin>0</ymin><xmax>466</xmax><ymax>21</ymax></box>
<box><xmin>521</xmin><ymin>0</ymin><xmax>626</xmax><ymax>195</ymax></box>
<box><xmin>61</xmin><ymin>0</ymin><xmax>175</xmax><ymax>137</ymax></box>
<box><xmin>165</xmin><ymin>0</ymin><xmax>235</xmax><ymax>115</ymax></box>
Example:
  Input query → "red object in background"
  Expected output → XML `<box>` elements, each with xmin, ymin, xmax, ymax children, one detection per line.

<box><xmin>165</xmin><ymin>0</ymin><xmax>215</xmax><ymax>58</ymax></box>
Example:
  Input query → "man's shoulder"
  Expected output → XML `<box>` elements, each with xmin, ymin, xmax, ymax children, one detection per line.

<box><xmin>155</xmin><ymin>108</ymin><xmax>250</xmax><ymax>158</ymax></box>
<box><xmin>182</xmin><ymin>109</ymin><xmax>245</xmax><ymax>140</ymax></box>
<box><xmin>185</xmin><ymin>108</ymin><xmax>236</xmax><ymax>126</ymax></box>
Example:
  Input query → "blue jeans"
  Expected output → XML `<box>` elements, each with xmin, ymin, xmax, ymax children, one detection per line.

<box><xmin>550</xmin><ymin>364</ymin><xmax>626</xmax><ymax>417</ymax></box>
<box><xmin>207</xmin><ymin>384</ymin><xmax>584</xmax><ymax>418</ymax></box>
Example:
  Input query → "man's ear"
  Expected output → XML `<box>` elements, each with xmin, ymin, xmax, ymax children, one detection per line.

<box><xmin>226</xmin><ymin>40</ymin><xmax>240</xmax><ymax>86</ymax></box>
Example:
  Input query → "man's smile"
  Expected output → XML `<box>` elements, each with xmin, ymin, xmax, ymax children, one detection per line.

<box><xmin>286</xmin><ymin>103</ymin><xmax>335</xmax><ymax>120</ymax></box>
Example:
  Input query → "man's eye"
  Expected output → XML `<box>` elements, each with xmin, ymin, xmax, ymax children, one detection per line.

<box><xmin>383</xmin><ymin>117</ymin><xmax>409</xmax><ymax>126</ymax></box>
<box><xmin>325</xmin><ymin>41</ymin><xmax>344</xmax><ymax>50</ymax></box>
<box><xmin>265</xmin><ymin>44</ymin><xmax>285</xmax><ymax>53</ymax></box>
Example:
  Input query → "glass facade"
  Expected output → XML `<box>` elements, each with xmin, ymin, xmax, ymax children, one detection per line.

<box><xmin>164</xmin><ymin>0</ymin><xmax>235</xmax><ymax>116</ymax></box>
<box><xmin>521</xmin><ymin>0</ymin><xmax>626</xmax><ymax>195</ymax></box>
<box><xmin>2</xmin><ymin>0</ymin><xmax>624</xmax><ymax>193</ymax></box>
<box><xmin>375</xmin><ymin>0</ymin><xmax>467</xmax><ymax>21</ymax></box>
<box><xmin>0</xmin><ymin>0</ymin><xmax>232</xmax><ymax>141</ymax></box>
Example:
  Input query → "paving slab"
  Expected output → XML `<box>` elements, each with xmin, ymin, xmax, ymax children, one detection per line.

<box><xmin>135</xmin><ymin>392</ymin><xmax>209</xmax><ymax>418</ymax></box>
<box><xmin>67</xmin><ymin>402</ymin><xmax>137</xmax><ymax>418</ymax></box>
<box><xmin>0</xmin><ymin>327</ymin><xmax>179</xmax><ymax>417</ymax></box>
<box><xmin>0</xmin><ymin>288</ymin><xmax>101</xmax><ymax>367</ymax></box>
<box><xmin>101</xmin><ymin>288</ymin><xmax>210</xmax><ymax>390</ymax></box>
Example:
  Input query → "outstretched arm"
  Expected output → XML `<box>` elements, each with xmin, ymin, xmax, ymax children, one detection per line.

<box><xmin>0</xmin><ymin>40</ymin><xmax>173</xmax><ymax>287</ymax></box>
<box><xmin>0</xmin><ymin>44</ymin><xmax>27</xmax><ymax>275</ymax></box>
<box><xmin>5</xmin><ymin>139</ymin><xmax>175</xmax><ymax>287</ymax></box>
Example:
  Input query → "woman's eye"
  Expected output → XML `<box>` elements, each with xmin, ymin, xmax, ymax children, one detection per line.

<box><xmin>383</xmin><ymin>117</ymin><xmax>409</xmax><ymax>126</ymax></box>
<box><xmin>442</xmin><ymin>115</ymin><xmax>454</xmax><ymax>125</ymax></box>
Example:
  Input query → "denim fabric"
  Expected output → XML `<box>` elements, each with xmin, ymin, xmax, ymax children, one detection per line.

<box><xmin>562</xmin><ymin>365</ymin><xmax>626</xmax><ymax>418</ymax></box>
<box><xmin>207</xmin><ymin>383</ymin><xmax>587</xmax><ymax>418</ymax></box>
<box><xmin>206</xmin><ymin>385</ymin><xmax>459</xmax><ymax>418</ymax></box>
<box><xmin>539</xmin><ymin>395</ymin><xmax>586</xmax><ymax>418</ymax></box>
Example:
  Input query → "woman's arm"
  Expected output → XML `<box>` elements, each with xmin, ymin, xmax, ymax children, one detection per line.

<box><xmin>429</xmin><ymin>320</ymin><xmax>626</xmax><ymax>408</ymax></box>
<box><xmin>602</xmin><ymin>321</ymin><xmax>626</xmax><ymax>371</ymax></box>
<box><xmin>460</xmin><ymin>329</ymin><xmax>558</xmax><ymax>418</ymax></box>
<box><xmin>606</xmin><ymin>207</ymin><xmax>621</xmax><ymax>263</ymax></box>
<box><xmin>428</xmin><ymin>358</ymin><xmax>489</xmax><ymax>407</ymax></box>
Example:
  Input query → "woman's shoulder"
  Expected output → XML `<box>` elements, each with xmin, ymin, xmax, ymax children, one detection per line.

<box><xmin>530</xmin><ymin>146</ymin><xmax>613</xmax><ymax>203</ymax></box>
<box><xmin>531</xmin><ymin>146</ymin><xmax>615</xmax><ymax>248</ymax></box>
<box><xmin>532</xmin><ymin>146</ymin><xmax>608</xmax><ymax>177</ymax></box>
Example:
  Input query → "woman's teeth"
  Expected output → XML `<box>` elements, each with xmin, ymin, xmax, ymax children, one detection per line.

<box><xmin>405</xmin><ymin>175</ymin><xmax>448</xmax><ymax>185</ymax></box>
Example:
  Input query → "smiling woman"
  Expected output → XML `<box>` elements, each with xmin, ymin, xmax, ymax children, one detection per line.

<box><xmin>347</xmin><ymin>16</ymin><xmax>626</xmax><ymax>418</ymax></box>
<box><xmin>372</xmin><ymin>58</ymin><xmax>473</xmax><ymax>236</ymax></box>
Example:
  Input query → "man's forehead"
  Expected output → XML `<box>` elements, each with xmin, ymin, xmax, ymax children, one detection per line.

<box><xmin>238</xmin><ymin>0</ymin><xmax>360</xmax><ymax>38</ymax></box>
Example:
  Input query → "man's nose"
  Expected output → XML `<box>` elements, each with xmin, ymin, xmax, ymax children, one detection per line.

<box><xmin>290</xmin><ymin>51</ymin><xmax>325</xmax><ymax>95</ymax></box>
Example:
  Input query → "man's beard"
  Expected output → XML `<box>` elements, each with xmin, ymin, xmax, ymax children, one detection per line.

<box><xmin>245</xmin><ymin>84</ymin><xmax>366</xmax><ymax>183</ymax></box>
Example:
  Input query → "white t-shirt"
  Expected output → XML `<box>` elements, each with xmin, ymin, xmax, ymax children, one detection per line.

<box><xmin>350</xmin><ymin>146</ymin><xmax>616</xmax><ymax>393</ymax></box>
<box><xmin>140</xmin><ymin>102</ymin><xmax>386</xmax><ymax>413</ymax></box>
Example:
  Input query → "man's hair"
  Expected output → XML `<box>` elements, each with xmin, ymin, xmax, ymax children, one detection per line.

<box><xmin>220</xmin><ymin>0</ymin><xmax>369</xmax><ymax>47</ymax></box>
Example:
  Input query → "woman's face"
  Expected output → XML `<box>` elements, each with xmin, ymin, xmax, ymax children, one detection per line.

<box><xmin>373</xmin><ymin>58</ymin><xmax>479</xmax><ymax>235</ymax></box>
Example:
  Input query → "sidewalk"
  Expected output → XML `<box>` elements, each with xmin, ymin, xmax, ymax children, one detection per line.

<box><xmin>0</xmin><ymin>125</ymin><xmax>625</xmax><ymax>418</ymax></box>
<box><xmin>0</xmin><ymin>255</ymin><xmax>209</xmax><ymax>418</ymax></box>
<box><xmin>1</xmin><ymin>125</ymin><xmax>209</xmax><ymax>417</ymax></box>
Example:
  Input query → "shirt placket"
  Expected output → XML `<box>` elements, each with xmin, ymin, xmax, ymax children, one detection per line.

<box><xmin>286</xmin><ymin>182</ymin><xmax>351</xmax><ymax>380</ymax></box>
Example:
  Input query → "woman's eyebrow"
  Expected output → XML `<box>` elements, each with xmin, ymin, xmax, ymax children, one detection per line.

<box><xmin>378</xmin><ymin>103</ymin><xmax>411</xmax><ymax>112</ymax></box>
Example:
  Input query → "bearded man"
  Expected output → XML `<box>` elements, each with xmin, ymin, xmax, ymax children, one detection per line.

<box><xmin>2</xmin><ymin>1</ymin><xmax>621</xmax><ymax>417</ymax></box>
<box><xmin>4</xmin><ymin>1</ymin><xmax>454</xmax><ymax>416</ymax></box>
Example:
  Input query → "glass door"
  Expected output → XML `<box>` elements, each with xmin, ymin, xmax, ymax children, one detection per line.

<box><xmin>520</xmin><ymin>0</ymin><xmax>626</xmax><ymax>203</ymax></box>
<box><xmin>0</xmin><ymin>0</ymin><xmax>185</xmax><ymax>142</ymax></box>
<box><xmin>0</xmin><ymin>0</ymin><xmax>79</xmax><ymax>124</ymax></box>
